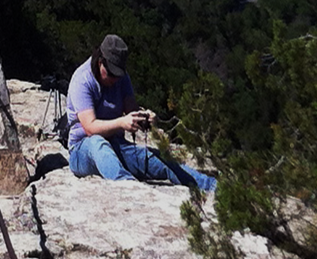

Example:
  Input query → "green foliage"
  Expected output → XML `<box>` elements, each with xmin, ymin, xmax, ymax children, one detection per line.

<box><xmin>150</xmin><ymin>126</ymin><xmax>188</xmax><ymax>163</ymax></box>
<box><xmin>215</xmin><ymin>151</ymin><xmax>274</xmax><ymax>232</ymax></box>
<box><xmin>178</xmin><ymin>17</ymin><xmax>317</xmax><ymax>257</ymax></box>
<box><xmin>305</xmin><ymin>216</ymin><xmax>317</xmax><ymax>254</ymax></box>
<box><xmin>150</xmin><ymin>126</ymin><xmax>177</xmax><ymax>162</ymax></box>
<box><xmin>178</xmin><ymin>71</ymin><xmax>231</xmax><ymax>161</ymax></box>
<box><xmin>180</xmin><ymin>187</ymin><xmax>243</xmax><ymax>258</ymax></box>
<box><xmin>180</xmin><ymin>199</ymin><xmax>207</xmax><ymax>255</ymax></box>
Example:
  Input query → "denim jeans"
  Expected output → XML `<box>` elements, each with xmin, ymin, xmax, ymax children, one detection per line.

<box><xmin>69</xmin><ymin>135</ymin><xmax>217</xmax><ymax>191</ymax></box>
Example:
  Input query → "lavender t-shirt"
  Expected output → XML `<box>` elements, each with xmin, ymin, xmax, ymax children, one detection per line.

<box><xmin>66</xmin><ymin>57</ymin><xmax>134</xmax><ymax>149</ymax></box>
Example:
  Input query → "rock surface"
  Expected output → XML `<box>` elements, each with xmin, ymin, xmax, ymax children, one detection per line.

<box><xmin>2</xmin><ymin>169</ymin><xmax>211</xmax><ymax>259</ymax></box>
<box><xmin>0</xmin><ymin>64</ymin><xmax>28</xmax><ymax>195</ymax></box>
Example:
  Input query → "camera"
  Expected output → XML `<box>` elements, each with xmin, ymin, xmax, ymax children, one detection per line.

<box><xmin>137</xmin><ymin>113</ymin><xmax>151</xmax><ymax>131</ymax></box>
<box><xmin>41</xmin><ymin>75</ymin><xmax>69</xmax><ymax>96</ymax></box>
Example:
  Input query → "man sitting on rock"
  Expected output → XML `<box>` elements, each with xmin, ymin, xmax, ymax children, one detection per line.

<box><xmin>66</xmin><ymin>34</ymin><xmax>217</xmax><ymax>191</ymax></box>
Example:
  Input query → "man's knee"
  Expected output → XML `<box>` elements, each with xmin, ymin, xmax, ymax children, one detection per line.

<box><xmin>88</xmin><ymin>135</ymin><xmax>111</xmax><ymax>147</ymax></box>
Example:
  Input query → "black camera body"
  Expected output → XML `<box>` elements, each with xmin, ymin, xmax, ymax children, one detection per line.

<box><xmin>137</xmin><ymin>113</ymin><xmax>151</xmax><ymax>131</ymax></box>
<box><xmin>41</xmin><ymin>75</ymin><xmax>68</xmax><ymax>96</ymax></box>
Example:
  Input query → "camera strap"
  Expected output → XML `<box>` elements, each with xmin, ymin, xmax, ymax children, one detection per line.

<box><xmin>132</xmin><ymin>130</ymin><xmax>149</xmax><ymax>178</ymax></box>
<box><xmin>144</xmin><ymin>130</ymin><xmax>148</xmax><ymax>176</ymax></box>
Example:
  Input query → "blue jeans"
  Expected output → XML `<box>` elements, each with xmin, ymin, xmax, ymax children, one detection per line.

<box><xmin>69</xmin><ymin>135</ymin><xmax>217</xmax><ymax>191</ymax></box>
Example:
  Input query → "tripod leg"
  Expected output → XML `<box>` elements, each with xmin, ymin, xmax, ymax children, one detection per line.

<box><xmin>58</xmin><ymin>90</ymin><xmax>62</xmax><ymax>119</ymax></box>
<box><xmin>54</xmin><ymin>89</ymin><xmax>57</xmax><ymax>122</ymax></box>
<box><xmin>40</xmin><ymin>89</ymin><xmax>53</xmax><ymax>129</ymax></box>
<box><xmin>0</xmin><ymin>210</ymin><xmax>17</xmax><ymax>259</ymax></box>
<box><xmin>53</xmin><ymin>89</ymin><xmax>61</xmax><ymax>130</ymax></box>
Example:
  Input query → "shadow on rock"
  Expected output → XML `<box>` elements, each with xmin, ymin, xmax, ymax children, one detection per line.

<box><xmin>28</xmin><ymin>153</ymin><xmax>69</xmax><ymax>184</ymax></box>
<box><xmin>144</xmin><ymin>180</ymin><xmax>174</xmax><ymax>186</ymax></box>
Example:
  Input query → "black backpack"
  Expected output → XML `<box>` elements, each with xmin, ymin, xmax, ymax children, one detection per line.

<box><xmin>53</xmin><ymin>95</ymin><xmax>102</xmax><ymax>149</ymax></box>
<box><xmin>53</xmin><ymin>113</ymin><xmax>73</xmax><ymax>150</ymax></box>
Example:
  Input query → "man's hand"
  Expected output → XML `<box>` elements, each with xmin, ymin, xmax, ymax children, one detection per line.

<box><xmin>121</xmin><ymin>111</ymin><xmax>147</xmax><ymax>133</ymax></box>
<box><xmin>139</xmin><ymin>109</ymin><xmax>157</xmax><ymax>124</ymax></box>
<box><xmin>121</xmin><ymin>109</ymin><xmax>156</xmax><ymax>133</ymax></box>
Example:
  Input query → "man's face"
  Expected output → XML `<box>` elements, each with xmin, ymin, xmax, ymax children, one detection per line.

<box><xmin>99</xmin><ymin>59</ymin><xmax>120</xmax><ymax>86</ymax></box>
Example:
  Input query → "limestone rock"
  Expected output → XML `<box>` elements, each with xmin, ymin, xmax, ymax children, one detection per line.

<box><xmin>0</xmin><ymin>61</ymin><xmax>28</xmax><ymax>195</ymax></box>
<box><xmin>1</xmin><ymin>168</ymin><xmax>211</xmax><ymax>258</ymax></box>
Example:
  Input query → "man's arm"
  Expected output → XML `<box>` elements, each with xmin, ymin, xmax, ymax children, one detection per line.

<box><xmin>78</xmin><ymin>108</ymin><xmax>144</xmax><ymax>137</ymax></box>
<box><xmin>124</xmin><ymin>95</ymin><xmax>157</xmax><ymax>125</ymax></box>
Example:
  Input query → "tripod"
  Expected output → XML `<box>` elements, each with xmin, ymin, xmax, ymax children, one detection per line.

<box><xmin>37</xmin><ymin>88</ymin><xmax>63</xmax><ymax>140</ymax></box>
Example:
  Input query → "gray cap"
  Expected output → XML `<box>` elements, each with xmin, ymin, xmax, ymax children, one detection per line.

<box><xmin>100</xmin><ymin>34</ymin><xmax>128</xmax><ymax>77</ymax></box>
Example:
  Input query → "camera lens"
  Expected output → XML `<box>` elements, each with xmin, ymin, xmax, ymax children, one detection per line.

<box><xmin>137</xmin><ymin>114</ymin><xmax>151</xmax><ymax>131</ymax></box>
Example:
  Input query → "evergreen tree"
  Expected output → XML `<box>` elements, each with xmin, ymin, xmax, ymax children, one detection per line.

<box><xmin>179</xmin><ymin>19</ymin><xmax>317</xmax><ymax>258</ymax></box>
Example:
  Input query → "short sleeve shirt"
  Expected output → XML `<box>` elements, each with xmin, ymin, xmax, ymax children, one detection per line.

<box><xmin>66</xmin><ymin>57</ymin><xmax>134</xmax><ymax>149</ymax></box>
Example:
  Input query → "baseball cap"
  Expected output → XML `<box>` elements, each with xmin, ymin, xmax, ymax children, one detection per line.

<box><xmin>100</xmin><ymin>34</ymin><xmax>128</xmax><ymax>77</ymax></box>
